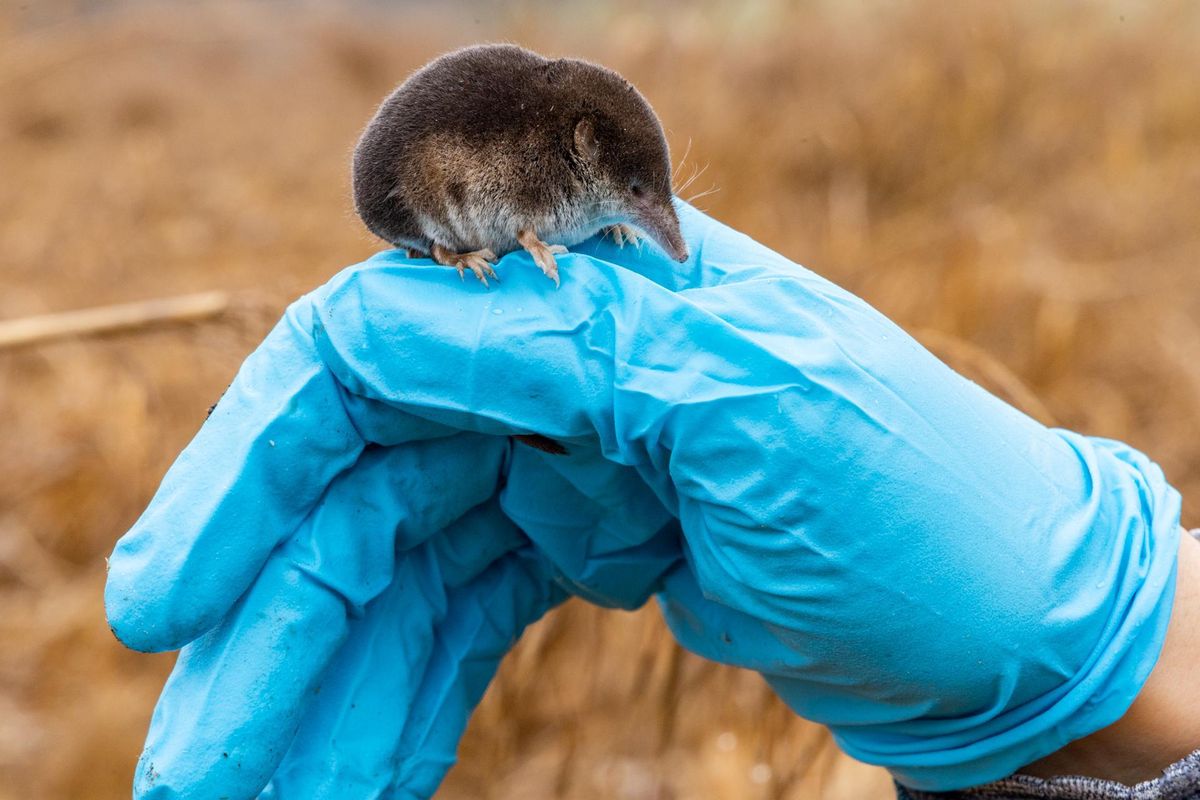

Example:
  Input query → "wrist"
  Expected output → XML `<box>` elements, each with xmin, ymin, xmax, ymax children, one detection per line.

<box><xmin>1021</xmin><ymin>530</ymin><xmax>1200</xmax><ymax>784</ymax></box>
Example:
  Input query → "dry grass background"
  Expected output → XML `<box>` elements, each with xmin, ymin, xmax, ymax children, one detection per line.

<box><xmin>1</xmin><ymin>1</ymin><xmax>1198</xmax><ymax>798</ymax></box>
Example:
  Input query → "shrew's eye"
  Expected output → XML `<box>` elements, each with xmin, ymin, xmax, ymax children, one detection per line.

<box><xmin>630</xmin><ymin>182</ymin><xmax>644</xmax><ymax>197</ymax></box>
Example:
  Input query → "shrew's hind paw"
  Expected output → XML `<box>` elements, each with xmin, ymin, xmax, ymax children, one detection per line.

<box><xmin>431</xmin><ymin>244</ymin><xmax>499</xmax><ymax>287</ymax></box>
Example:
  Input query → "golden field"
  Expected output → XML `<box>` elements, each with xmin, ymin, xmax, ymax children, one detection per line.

<box><xmin>1</xmin><ymin>2</ymin><xmax>1197</xmax><ymax>798</ymax></box>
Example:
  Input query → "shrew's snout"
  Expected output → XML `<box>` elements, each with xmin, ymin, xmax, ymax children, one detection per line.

<box><xmin>633</xmin><ymin>199</ymin><xmax>688</xmax><ymax>262</ymax></box>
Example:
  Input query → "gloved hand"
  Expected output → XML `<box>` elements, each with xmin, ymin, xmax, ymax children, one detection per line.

<box><xmin>104</xmin><ymin>314</ymin><xmax>679</xmax><ymax>798</ymax></box>
<box><xmin>106</xmin><ymin>202</ymin><xmax>1183</xmax><ymax>797</ymax></box>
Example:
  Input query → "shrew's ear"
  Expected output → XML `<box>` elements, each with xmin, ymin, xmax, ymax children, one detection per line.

<box><xmin>574</xmin><ymin>118</ymin><xmax>599</xmax><ymax>161</ymax></box>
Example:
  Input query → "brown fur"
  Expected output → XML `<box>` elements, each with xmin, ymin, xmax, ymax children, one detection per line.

<box><xmin>352</xmin><ymin>44</ymin><xmax>683</xmax><ymax>263</ymax></box>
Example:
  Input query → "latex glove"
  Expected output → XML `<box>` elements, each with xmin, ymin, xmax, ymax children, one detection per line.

<box><xmin>298</xmin><ymin>202</ymin><xmax>1182</xmax><ymax>790</ymax></box>
<box><xmin>106</xmin><ymin>302</ymin><xmax>678</xmax><ymax>798</ymax></box>
<box><xmin>107</xmin><ymin>201</ymin><xmax>1183</xmax><ymax>795</ymax></box>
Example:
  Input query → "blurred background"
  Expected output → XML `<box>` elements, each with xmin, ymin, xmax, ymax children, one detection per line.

<box><xmin>1</xmin><ymin>1</ymin><xmax>1198</xmax><ymax>798</ymax></box>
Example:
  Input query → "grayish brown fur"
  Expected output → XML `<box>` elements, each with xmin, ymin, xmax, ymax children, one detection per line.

<box><xmin>352</xmin><ymin>43</ymin><xmax>686</xmax><ymax>283</ymax></box>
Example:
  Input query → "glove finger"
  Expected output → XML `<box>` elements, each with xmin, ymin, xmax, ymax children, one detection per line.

<box><xmin>134</xmin><ymin>552</ymin><xmax>346</xmax><ymax>800</ymax></box>
<box><xmin>132</xmin><ymin>435</ymin><xmax>507</xmax><ymax>800</ymax></box>
<box><xmin>389</xmin><ymin>547</ymin><xmax>567</xmax><ymax>798</ymax></box>
<box><xmin>501</xmin><ymin>443</ymin><xmax>680</xmax><ymax>609</ymax></box>
<box><xmin>311</xmin><ymin>253</ymin><xmax>657</xmax><ymax>461</ymax></box>
<box><xmin>105</xmin><ymin>295</ymin><xmax>458</xmax><ymax>653</ymax></box>
<box><xmin>260</xmin><ymin>538</ymin><xmax>561</xmax><ymax>799</ymax></box>
<box><xmin>292</xmin><ymin>435</ymin><xmax>510</xmax><ymax>614</ymax></box>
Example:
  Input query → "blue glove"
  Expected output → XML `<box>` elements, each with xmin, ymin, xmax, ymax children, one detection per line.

<box><xmin>106</xmin><ymin>276</ymin><xmax>678</xmax><ymax>798</ymax></box>
<box><xmin>107</xmin><ymin>202</ymin><xmax>1182</xmax><ymax>796</ymax></box>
